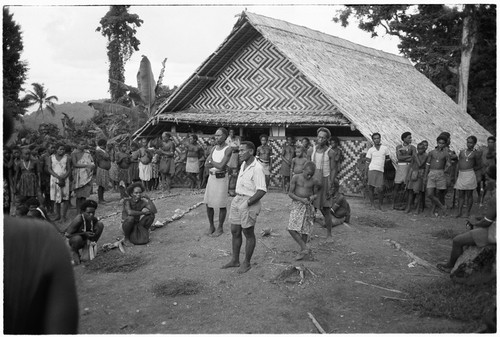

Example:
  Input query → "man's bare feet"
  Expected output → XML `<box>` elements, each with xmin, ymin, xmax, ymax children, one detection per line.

<box><xmin>237</xmin><ymin>262</ymin><xmax>251</xmax><ymax>274</ymax></box>
<box><xmin>206</xmin><ymin>228</ymin><xmax>215</xmax><ymax>236</ymax></box>
<box><xmin>295</xmin><ymin>249</ymin><xmax>310</xmax><ymax>261</ymax></box>
<box><xmin>222</xmin><ymin>260</ymin><xmax>240</xmax><ymax>269</ymax></box>
<box><xmin>210</xmin><ymin>228</ymin><xmax>223</xmax><ymax>237</ymax></box>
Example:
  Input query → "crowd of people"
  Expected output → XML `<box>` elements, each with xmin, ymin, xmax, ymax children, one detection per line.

<box><xmin>4</xmin><ymin>108</ymin><xmax>496</xmax><ymax>332</ymax></box>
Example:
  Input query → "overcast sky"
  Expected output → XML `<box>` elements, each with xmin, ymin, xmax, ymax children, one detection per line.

<box><xmin>8</xmin><ymin>2</ymin><xmax>401</xmax><ymax>112</ymax></box>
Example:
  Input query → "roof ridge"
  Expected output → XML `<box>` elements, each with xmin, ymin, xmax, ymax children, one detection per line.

<box><xmin>243</xmin><ymin>11</ymin><xmax>410</xmax><ymax>66</ymax></box>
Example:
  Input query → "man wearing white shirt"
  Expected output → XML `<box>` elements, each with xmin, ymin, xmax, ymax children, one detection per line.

<box><xmin>366</xmin><ymin>133</ymin><xmax>391</xmax><ymax>210</ymax></box>
<box><xmin>222</xmin><ymin>141</ymin><xmax>267</xmax><ymax>274</ymax></box>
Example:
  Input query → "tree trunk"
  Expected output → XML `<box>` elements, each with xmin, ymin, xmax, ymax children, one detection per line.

<box><xmin>457</xmin><ymin>15</ymin><xmax>477</xmax><ymax>114</ymax></box>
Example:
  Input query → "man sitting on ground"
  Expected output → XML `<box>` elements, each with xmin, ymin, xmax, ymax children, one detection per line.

<box><xmin>122</xmin><ymin>182</ymin><xmax>157</xmax><ymax>245</ymax></box>
<box><xmin>437</xmin><ymin>164</ymin><xmax>496</xmax><ymax>273</ymax></box>
<box><xmin>65</xmin><ymin>199</ymin><xmax>104</xmax><ymax>265</ymax></box>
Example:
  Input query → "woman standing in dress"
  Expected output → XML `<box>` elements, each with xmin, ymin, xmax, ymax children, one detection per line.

<box><xmin>14</xmin><ymin>148</ymin><xmax>40</xmax><ymax>204</ymax></box>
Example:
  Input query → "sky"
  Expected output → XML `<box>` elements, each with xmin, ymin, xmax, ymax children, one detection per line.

<box><xmin>8</xmin><ymin>2</ymin><xmax>402</xmax><ymax>113</ymax></box>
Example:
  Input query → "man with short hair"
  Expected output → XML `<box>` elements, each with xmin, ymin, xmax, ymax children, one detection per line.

<box><xmin>256</xmin><ymin>134</ymin><xmax>272</xmax><ymax>188</ymax></box>
<box><xmin>65</xmin><ymin>199</ymin><xmax>104</xmax><ymax>265</ymax></box>
<box><xmin>392</xmin><ymin>132</ymin><xmax>416</xmax><ymax>209</ymax></box>
<box><xmin>365</xmin><ymin>133</ymin><xmax>391</xmax><ymax>211</ymax></box>
<box><xmin>222</xmin><ymin>141</ymin><xmax>267</xmax><ymax>274</ymax></box>
<box><xmin>454</xmin><ymin>136</ymin><xmax>482</xmax><ymax>218</ymax></box>
<box><xmin>307</xmin><ymin>127</ymin><xmax>337</xmax><ymax>238</ymax></box>
<box><xmin>158</xmin><ymin>132</ymin><xmax>176</xmax><ymax>193</ymax></box>
<box><xmin>425</xmin><ymin>135</ymin><xmax>451</xmax><ymax>216</ymax></box>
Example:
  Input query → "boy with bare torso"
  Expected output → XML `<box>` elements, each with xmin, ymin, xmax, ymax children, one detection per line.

<box><xmin>256</xmin><ymin>134</ymin><xmax>272</xmax><ymax>188</ymax></box>
<box><xmin>291</xmin><ymin>146</ymin><xmax>307</xmax><ymax>175</ymax></box>
<box><xmin>454</xmin><ymin>136</ymin><xmax>482</xmax><ymax>218</ymax></box>
<box><xmin>287</xmin><ymin>161</ymin><xmax>322</xmax><ymax>260</ymax></box>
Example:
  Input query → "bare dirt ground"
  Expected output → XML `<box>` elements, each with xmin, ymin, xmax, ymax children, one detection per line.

<box><xmin>63</xmin><ymin>187</ymin><xmax>489</xmax><ymax>334</ymax></box>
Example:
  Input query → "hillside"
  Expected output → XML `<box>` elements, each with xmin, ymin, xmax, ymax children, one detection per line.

<box><xmin>20</xmin><ymin>99</ymin><xmax>106</xmax><ymax>131</ymax></box>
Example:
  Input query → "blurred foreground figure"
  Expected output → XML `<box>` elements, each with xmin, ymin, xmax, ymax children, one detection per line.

<box><xmin>4</xmin><ymin>216</ymin><xmax>79</xmax><ymax>334</ymax></box>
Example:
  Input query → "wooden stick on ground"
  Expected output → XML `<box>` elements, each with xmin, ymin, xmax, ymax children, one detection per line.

<box><xmin>355</xmin><ymin>280</ymin><xmax>404</xmax><ymax>294</ymax></box>
<box><xmin>381</xmin><ymin>295</ymin><xmax>409</xmax><ymax>301</ymax></box>
<box><xmin>386</xmin><ymin>239</ymin><xmax>441</xmax><ymax>272</ymax></box>
<box><xmin>307</xmin><ymin>312</ymin><xmax>326</xmax><ymax>334</ymax></box>
<box><xmin>258</xmin><ymin>239</ymin><xmax>277</xmax><ymax>254</ymax></box>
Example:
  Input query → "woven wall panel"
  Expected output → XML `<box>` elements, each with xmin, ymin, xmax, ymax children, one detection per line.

<box><xmin>168</xmin><ymin>134</ymin><xmax>369</xmax><ymax>194</ymax></box>
<box><xmin>190</xmin><ymin>36</ymin><xmax>334</xmax><ymax>112</ymax></box>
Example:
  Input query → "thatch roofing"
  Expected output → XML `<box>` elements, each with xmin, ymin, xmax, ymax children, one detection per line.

<box><xmin>136</xmin><ymin>11</ymin><xmax>492</xmax><ymax>152</ymax></box>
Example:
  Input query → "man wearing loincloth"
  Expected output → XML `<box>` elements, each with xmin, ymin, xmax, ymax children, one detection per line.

<box><xmin>287</xmin><ymin>161</ymin><xmax>321</xmax><ymax>260</ymax></box>
<box><xmin>203</xmin><ymin>128</ymin><xmax>232</xmax><ymax>237</ymax></box>
<box><xmin>307</xmin><ymin>127</ymin><xmax>338</xmax><ymax>239</ymax></box>
<box><xmin>222</xmin><ymin>141</ymin><xmax>267</xmax><ymax>274</ymax></box>
<box><xmin>454</xmin><ymin>136</ymin><xmax>482</xmax><ymax>218</ymax></box>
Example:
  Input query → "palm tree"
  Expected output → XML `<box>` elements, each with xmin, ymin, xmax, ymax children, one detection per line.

<box><xmin>25</xmin><ymin>83</ymin><xmax>58</xmax><ymax>119</ymax></box>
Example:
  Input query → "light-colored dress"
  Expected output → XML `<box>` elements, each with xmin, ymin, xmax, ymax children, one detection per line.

<box><xmin>203</xmin><ymin>146</ymin><xmax>229</xmax><ymax>208</ymax></box>
<box><xmin>73</xmin><ymin>151</ymin><xmax>94</xmax><ymax>198</ymax></box>
<box><xmin>50</xmin><ymin>154</ymin><xmax>70</xmax><ymax>202</ymax></box>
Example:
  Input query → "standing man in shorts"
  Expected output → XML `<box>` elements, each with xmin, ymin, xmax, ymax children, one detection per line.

<box><xmin>366</xmin><ymin>132</ymin><xmax>391</xmax><ymax>211</ymax></box>
<box><xmin>425</xmin><ymin>135</ymin><xmax>451</xmax><ymax>216</ymax></box>
<box><xmin>365</xmin><ymin>133</ymin><xmax>391</xmax><ymax>211</ymax></box>
<box><xmin>222</xmin><ymin>141</ymin><xmax>267</xmax><ymax>274</ymax></box>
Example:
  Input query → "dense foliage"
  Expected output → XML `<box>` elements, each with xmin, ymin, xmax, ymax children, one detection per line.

<box><xmin>96</xmin><ymin>5</ymin><xmax>143</xmax><ymax>102</ymax></box>
<box><xmin>333</xmin><ymin>5</ymin><xmax>496</xmax><ymax>134</ymax></box>
<box><xmin>3</xmin><ymin>7</ymin><xmax>29</xmax><ymax>120</ymax></box>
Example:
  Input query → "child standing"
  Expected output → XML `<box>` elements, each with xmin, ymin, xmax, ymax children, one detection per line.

<box><xmin>15</xmin><ymin>147</ymin><xmax>40</xmax><ymax>203</ymax></box>
<box><xmin>287</xmin><ymin>161</ymin><xmax>321</xmax><ymax>260</ymax></box>
<box><xmin>48</xmin><ymin>144</ymin><xmax>71</xmax><ymax>222</ymax></box>
<box><xmin>290</xmin><ymin>146</ymin><xmax>308</xmax><ymax>176</ymax></box>
<box><xmin>329</xmin><ymin>179</ymin><xmax>351</xmax><ymax>227</ymax></box>
<box><xmin>256</xmin><ymin>134</ymin><xmax>272</xmax><ymax>188</ymax></box>
<box><xmin>405</xmin><ymin>142</ymin><xmax>428</xmax><ymax>214</ymax></box>
<box><xmin>280</xmin><ymin>136</ymin><xmax>295</xmax><ymax>192</ymax></box>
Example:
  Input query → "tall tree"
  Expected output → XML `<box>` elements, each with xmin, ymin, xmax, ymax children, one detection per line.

<box><xmin>24</xmin><ymin>83</ymin><xmax>58</xmax><ymax>119</ymax></box>
<box><xmin>333</xmin><ymin>5</ymin><xmax>496</xmax><ymax>133</ymax></box>
<box><xmin>3</xmin><ymin>7</ymin><xmax>29</xmax><ymax>120</ymax></box>
<box><xmin>96</xmin><ymin>5</ymin><xmax>143</xmax><ymax>102</ymax></box>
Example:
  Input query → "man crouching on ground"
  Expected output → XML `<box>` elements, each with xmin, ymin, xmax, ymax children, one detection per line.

<box><xmin>65</xmin><ymin>199</ymin><xmax>104</xmax><ymax>265</ymax></box>
<box><xmin>222</xmin><ymin>141</ymin><xmax>267</xmax><ymax>274</ymax></box>
<box><xmin>122</xmin><ymin>182</ymin><xmax>157</xmax><ymax>245</ymax></box>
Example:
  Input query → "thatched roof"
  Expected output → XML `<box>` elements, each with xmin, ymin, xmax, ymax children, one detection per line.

<box><xmin>136</xmin><ymin>11</ymin><xmax>492</xmax><ymax>151</ymax></box>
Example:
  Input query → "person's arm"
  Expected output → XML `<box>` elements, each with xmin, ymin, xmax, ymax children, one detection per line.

<box><xmin>124</xmin><ymin>199</ymin><xmax>144</xmax><ymax>217</ymax></box>
<box><xmin>64</xmin><ymin>217</ymin><xmax>87</xmax><ymax>238</ymax></box>
<box><xmin>306</xmin><ymin>148</ymin><xmax>313</xmax><ymax>161</ymax></box>
<box><xmin>473</xmin><ymin>197</ymin><xmax>496</xmax><ymax>228</ymax></box>
<box><xmin>142</xmin><ymin>196</ymin><xmax>158</xmax><ymax>214</ymax></box>
<box><xmin>62</xmin><ymin>155</ymin><xmax>72</xmax><ymax>179</ymax></box>
<box><xmin>396</xmin><ymin>145</ymin><xmax>412</xmax><ymax>162</ymax></box>
<box><xmin>288</xmin><ymin>176</ymin><xmax>309</xmax><ymax>204</ymax></box>
<box><xmin>207</xmin><ymin>147</ymin><xmax>232</xmax><ymax>170</ymax></box>
<box><xmin>473</xmin><ymin>151</ymin><xmax>483</xmax><ymax>172</ymax></box>
<box><xmin>47</xmin><ymin>156</ymin><xmax>60</xmax><ymax>179</ymax></box>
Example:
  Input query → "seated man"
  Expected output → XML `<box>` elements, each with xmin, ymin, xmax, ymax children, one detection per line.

<box><xmin>122</xmin><ymin>182</ymin><xmax>157</xmax><ymax>245</ymax></box>
<box><xmin>26</xmin><ymin>197</ymin><xmax>50</xmax><ymax>221</ymax></box>
<box><xmin>329</xmin><ymin>179</ymin><xmax>351</xmax><ymax>226</ymax></box>
<box><xmin>437</xmin><ymin>164</ymin><xmax>496</xmax><ymax>273</ymax></box>
<box><xmin>65</xmin><ymin>199</ymin><xmax>104</xmax><ymax>265</ymax></box>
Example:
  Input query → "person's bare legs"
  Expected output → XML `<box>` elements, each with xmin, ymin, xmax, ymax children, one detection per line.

<box><xmin>288</xmin><ymin>229</ymin><xmax>308</xmax><ymax>259</ymax></box>
<box><xmin>239</xmin><ymin>226</ymin><xmax>256</xmax><ymax>273</ymax></box>
<box><xmin>405</xmin><ymin>190</ymin><xmax>414</xmax><ymax>213</ymax></box>
<box><xmin>321</xmin><ymin>207</ymin><xmax>333</xmax><ymax>239</ymax></box>
<box><xmin>206</xmin><ymin>206</ymin><xmax>215</xmax><ymax>235</ymax></box>
<box><xmin>367</xmin><ymin>185</ymin><xmax>375</xmax><ymax>208</ymax></box>
<box><xmin>211</xmin><ymin>207</ymin><xmax>226</xmax><ymax>237</ymax></box>
<box><xmin>52</xmin><ymin>202</ymin><xmax>61</xmax><ymax>221</ymax></box>
<box><xmin>455</xmin><ymin>190</ymin><xmax>464</xmax><ymax>217</ymax></box>
<box><xmin>222</xmin><ymin>224</ymin><xmax>242</xmax><ymax>269</ymax></box>
<box><xmin>437</xmin><ymin>231</ymin><xmax>476</xmax><ymax>272</ymax></box>
<box><xmin>427</xmin><ymin>188</ymin><xmax>445</xmax><ymax>215</ymax></box>
<box><xmin>465</xmin><ymin>190</ymin><xmax>473</xmax><ymax>217</ymax></box>
<box><xmin>376</xmin><ymin>187</ymin><xmax>383</xmax><ymax>211</ymax></box>
<box><xmin>61</xmin><ymin>200</ymin><xmax>69</xmax><ymax>223</ymax></box>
